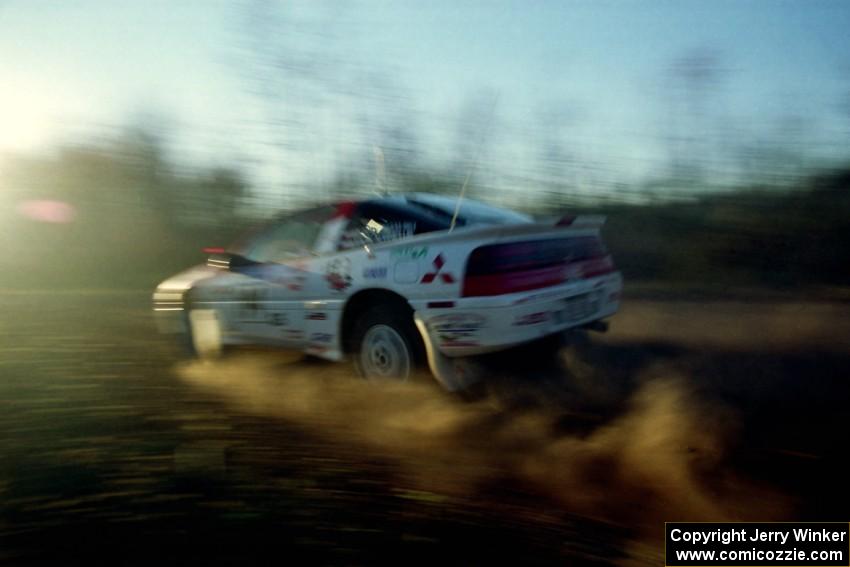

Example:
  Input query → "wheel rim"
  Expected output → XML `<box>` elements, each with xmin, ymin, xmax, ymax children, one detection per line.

<box><xmin>360</xmin><ymin>324</ymin><xmax>411</xmax><ymax>381</ymax></box>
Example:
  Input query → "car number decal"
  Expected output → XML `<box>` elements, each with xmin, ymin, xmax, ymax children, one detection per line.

<box><xmin>325</xmin><ymin>257</ymin><xmax>352</xmax><ymax>292</ymax></box>
<box><xmin>363</xmin><ymin>266</ymin><xmax>388</xmax><ymax>279</ymax></box>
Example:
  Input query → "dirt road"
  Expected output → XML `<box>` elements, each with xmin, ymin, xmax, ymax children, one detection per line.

<box><xmin>1</xmin><ymin>291</ymin><xmax>848</xmax><ymax>565</ymax></box>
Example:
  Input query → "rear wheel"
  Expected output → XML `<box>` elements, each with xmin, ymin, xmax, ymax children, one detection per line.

<box><xmin>352</xmin><ymin>304</ymin><xmax>420</xmax><ymax>382</ymax></box>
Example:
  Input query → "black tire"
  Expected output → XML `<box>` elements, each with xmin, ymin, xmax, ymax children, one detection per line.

<box><xmin>351</xmin><ymin>302</ymin><xmax>422</xmax><ymax>381</ymax></box>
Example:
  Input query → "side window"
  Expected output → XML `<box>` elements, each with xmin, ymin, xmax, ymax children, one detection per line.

<box><xmin>338</xmin><ymin>204</ymin><xmax>418</xmax><ymax>251</ymax></box>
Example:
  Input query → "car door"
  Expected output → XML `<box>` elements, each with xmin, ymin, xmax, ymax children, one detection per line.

<box><xmin>335</xmin><ymin>201</ymin><xmax>448</xmax><ymax>289</ymax></box>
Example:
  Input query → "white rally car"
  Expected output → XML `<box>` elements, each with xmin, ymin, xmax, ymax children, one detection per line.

<box><xmin>152</xmin><ymin>193</ymin><xmax>622</xmax><ymax>391</ymax></box>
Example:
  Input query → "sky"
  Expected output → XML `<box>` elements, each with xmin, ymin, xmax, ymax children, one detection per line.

<box><xmin>1</xmin><ymin>0</ymin><xmax>849</xmax><ymax>198</ymax></box>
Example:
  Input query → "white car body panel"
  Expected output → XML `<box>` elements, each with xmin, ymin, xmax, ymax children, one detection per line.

<box><xmin>153</xmin><ymin>195</ymin><xmax>623</xmax><ymax>387</ymax></box>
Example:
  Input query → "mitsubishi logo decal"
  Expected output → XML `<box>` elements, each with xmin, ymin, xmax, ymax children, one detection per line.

<box><xmin>420</xmin><ymin>253</ymin><xmax>456</xmax><ymax>284</ymax></box>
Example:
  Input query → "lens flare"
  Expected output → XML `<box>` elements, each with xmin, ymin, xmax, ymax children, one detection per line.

<box><xmin>16</xmin><ymin>200</ymin><xmax>76</xmax><ymax>223</ymax></box>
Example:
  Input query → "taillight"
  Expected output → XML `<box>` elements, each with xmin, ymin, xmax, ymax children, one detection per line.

<box><xmin>581</xmin><ymin>255</ymin><xmax>615</xmax><ymax>278</ymax></box>
<box><xmin>462</xmin><ymin>237</ymin><xmax>615</xmax><ymax>297</ymax></box>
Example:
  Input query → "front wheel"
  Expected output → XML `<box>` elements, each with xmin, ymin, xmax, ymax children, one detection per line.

<box><xmin>185</xmin><ymin>308</ymin><xmax>224</xmax><ymax>360</ymax></box>
<box><xmin>352</xmin><ymin>305</ymin><xmax>420</xmax><ymax>382</ymax></box>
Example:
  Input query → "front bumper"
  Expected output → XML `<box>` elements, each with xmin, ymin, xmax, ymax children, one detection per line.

<box><xmin>412</xmin><ymin>272</ymin><xmax>622</xmax><ymax>356</ymax></box>
<box><xmin>152</xmin><ymin>290</ymin><xmax>187</xmax><ymax>334</ymax></box>
<box><xmin>151</xmin><ymin>264</ymin><xmax>222</xmax><ymax>335</ymax></box>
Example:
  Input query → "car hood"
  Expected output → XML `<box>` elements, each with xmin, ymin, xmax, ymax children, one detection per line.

<box><xmin>153</xmin><ymin>264</ymin><xmax>222</xmax><ymax>295</ymax></box>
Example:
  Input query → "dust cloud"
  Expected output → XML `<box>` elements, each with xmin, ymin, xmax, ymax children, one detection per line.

<box><xmin>178</xmin><ymin>350</ymin><xmax>789</xmax><ymax>551</ymax></box>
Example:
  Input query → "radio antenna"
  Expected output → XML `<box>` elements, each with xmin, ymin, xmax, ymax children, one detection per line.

<box><xmin>373</xmin><ymin>146</ymin><xmax>387</xmax><ymax>196</ymax></box>
<box><xmin>449</xmin><ymin>92</ymin><xmax>499</xmax><ymax>232</ymax></box>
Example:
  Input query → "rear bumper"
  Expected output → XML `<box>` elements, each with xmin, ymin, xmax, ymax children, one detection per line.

<box><xmin>411</xmin><ymin>272</ymin><xmax>622</xmax><ymax>356</ymax></box>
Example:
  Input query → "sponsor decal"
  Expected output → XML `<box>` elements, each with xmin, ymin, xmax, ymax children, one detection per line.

<box><xmin>363</xmin><ymin>266</ymin><xmax>388</xmax><ymax>279</ymax></box>
<box><xmin>309</xmin><ymin>332</ymin><xmax>333</xmax><ymax>343</ymax></box>
<box><xmin>306</xmin><ymin>312</ymin><xmax>327</xmax><ymax>321</ymax></box>
<box><xmin>420</xmin><ymin>253</ymin><xmax>456</xmax><ymax>284</ymax></box>
<box><xmin>391</xmin><ymin>246</ymin><xmax>428</xmax><ymax>260</ymax></box>
<box><xmin>324</xmin><ymin>257</ymin><xmax>352</xmax><ymax>292</ymax></box>
<box><xmin>429</xmin><ymin>314</ymin><xmax>486</xmax><ymax>346</ymax></box>
<box><xmin>440</xmin><ymin>340</ymin><xmax>480</xmax><ymax>347</ymax></box>
<box><xmin>266</xmin><ymin>312</ymin><xmax>288</xmax><ymax>327</ymax></box>
<box><xmin>430</xmin><ymin>313</ymin><xmax>487</xmax><ymax>331</ymax></box>
<box><xmin>513</xmin><ymin>288</ymin><xmax>570</xmax><ymax>305</ymax></box>
<box><xmin>513</xmin><ymin>311</ymin><xmax>549</xmax><ymax>326</ymax></box>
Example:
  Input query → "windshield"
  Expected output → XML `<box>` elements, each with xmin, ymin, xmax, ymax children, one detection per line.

<box><xmin>236</xmin><ymin>206</ymin><xmax>335</xmax><ymax>262</ymax></box>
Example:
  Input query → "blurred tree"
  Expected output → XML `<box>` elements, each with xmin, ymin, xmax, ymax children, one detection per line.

<box><xmin>351</xmin><ymin>70</ymin><xmax>423</xmax><ymax>193</ymax></box>
<box><xmin>119</xmin><ymin>123</ymin><xmax>173</xmax><ymax>224</ymax></box>
<box><xmin>663</xmin><ymin>47</ymin><xmax>728</xmax><ymax>187</ymax></box>
<box><xmin>235</xmin><ymin>1</ymin><xmax>442</xmax><ymax>204</ymax></box>
<box><xmin>534</xmin><ymin>100</ymin><xmax>581</xmax><ymax>207</ymax></box>
<box><xmin>841</xmin><ymin>64</ymin><xmax>850</xmax><ymax>146</ymax></box>
<box><xmin>237</xmin><ymin>0</ymin><xmax>351</xmax><ymax>204</ymax></box>
<box><xmin>449</xmin><ymin>89</ymin><xmax>500</xmax><ymax>201</ymax></box>
<box><xmin>207</xmin><ymin>167</ymin><xmax>248</xmax><ymax>224</ymax></box>
<box><xmin>734</xmin><ymin>113</ymin><xmax>810</xmax><ymax>188</ymax></box>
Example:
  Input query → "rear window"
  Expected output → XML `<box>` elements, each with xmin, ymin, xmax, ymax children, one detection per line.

<box><xmin>405</xmin><ymin>194</ymin><xmax>531</xmax><ymax>226</ymax></box>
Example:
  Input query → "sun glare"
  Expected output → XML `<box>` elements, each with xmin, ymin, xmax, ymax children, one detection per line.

<box><xmin>0</xmin><ymin>88</ymin><xmax>55</xmax><ymax>152</ymax></box>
